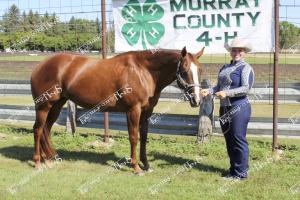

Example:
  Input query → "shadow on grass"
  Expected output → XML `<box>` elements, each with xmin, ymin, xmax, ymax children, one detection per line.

<box><xmin>1</xmin><ymin>125</ymin><xmax>127</xmax><ymax>139</ymax></box>
<box><xmin>0</xmin><ymin>146</ymin><xmax>122</xmax><ymax>166</ymax></box>
<box><xmin>0</xmin><ymin>146</ymin><xmax>227</xmax><ymax>175</ymax></box>
<box><xmin>149</xmin><ymin>152</ymin><xmax>227</xmax><ymax>175</ymax></box>
<box><xmin>1</xmin><ymin>126</ymin><xmax>33</xmax><ymax>135</ymax></box>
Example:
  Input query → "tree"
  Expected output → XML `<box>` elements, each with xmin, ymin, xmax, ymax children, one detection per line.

<box><xmin>44</xmin><ymin>12</ymin><xmax>50</xmax><ymax>21</ymax></box>
<box><xmin>50</xmin><ymin>13</ymin><xmax>63</xmax><ymax>36</ymax></box>
<box><xmin>20</xmin><ymin>11</ymin><xmax>29</xmax><ymax>31</ymax></box>
<box><xmin>280</xmin><ymin>21</ymin><xmax>300</xmax><ymax>49</ymax></box>
<box><xmin>34</xmin><ymin>11</ymin><xmax>41</xmax><ymax>24</ymax></box>
<box><xmin>27</xmin><ymin>9</ymin><xmax>35</xmax><ymax>30</ymax></box>
<box><xmin>96</xmin><ymin>17</ymin><xmax>101</xmax><ymax>34</ymax></box>
<box><xmin>69</xmin><ymin>16</ymin><xmax>76</xmax><ymax>31</ymax></box>
<box><xmin>2</xmin><ymin>4</ymin><xmax>20</xmax><ymax>32</ymax></box>
<box><xmin>0</xmin><ymin>4</ymin><xmax>111</xmax><ymax>52</ymax></box>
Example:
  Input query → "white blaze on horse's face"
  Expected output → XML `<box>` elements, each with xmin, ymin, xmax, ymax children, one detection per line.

<box><xmin>179</xmin><ymin>46</ymin><xmax>205</xmax><ymax>107</ymax></box>
<box><xmin>190</xmin><ymin>62</ymin><xmax>200</xmax><ymax>105</ymax></box>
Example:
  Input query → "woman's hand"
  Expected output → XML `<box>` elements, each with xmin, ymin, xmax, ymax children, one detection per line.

<box><xmin>201</xmin><ymin>89</ymin><xmax>227</xmax><ymax>99</ymax></box>
<box><xmin>215</xmin><ymin>91</ymin><xmax>227</xmax><ymax>99</ymax></box>
<box><xmin>200</xmin><ymin>89</ymin><xmax>210</xmax><ymax>97</ymax></box>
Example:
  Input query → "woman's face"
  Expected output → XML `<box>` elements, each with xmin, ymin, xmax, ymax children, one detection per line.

<box><xmin>230</xmin><ymin>48</ymin><xmax>245</xmax><ymax>61</ymax></box>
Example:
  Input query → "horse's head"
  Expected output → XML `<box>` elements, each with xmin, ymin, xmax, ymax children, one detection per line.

<box><xmin>176</xmin><ymin>46</ymin><xmax>205</xmax><ymax>107</ymax></box>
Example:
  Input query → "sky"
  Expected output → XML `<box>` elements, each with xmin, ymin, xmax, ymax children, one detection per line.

<box><xmin>0</xmin><ymin>0</ymin><xmax>299</xmax><ymax>27</ymax></box>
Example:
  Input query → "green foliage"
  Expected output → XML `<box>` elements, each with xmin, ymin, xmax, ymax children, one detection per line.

<box><xmin>280</xmin><ymin>21</ymin><xmax>300</xmax><ymax>49</ymax></box>
<box><xmin>0</xmin><ymin>4</ymin><xmax>115</xmax><ymax>52</ymax></box>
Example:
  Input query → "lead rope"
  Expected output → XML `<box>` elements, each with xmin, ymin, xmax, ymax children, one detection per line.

<box><xmin>197</xmin><ymin>93</ymin><xmax>215</xmax><ymax>143</ymax></box>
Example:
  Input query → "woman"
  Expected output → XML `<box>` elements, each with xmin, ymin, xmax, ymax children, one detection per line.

<box><xmin>201</xmin><ymin>38</ymin><xmax>254</xmax><ymax>180</ymax></box>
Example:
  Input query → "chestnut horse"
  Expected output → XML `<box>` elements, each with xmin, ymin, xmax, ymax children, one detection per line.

<box><xmin>30</xmin><ymin>47</ymin><xmax>205</xmax><ymax>174</ymax></box>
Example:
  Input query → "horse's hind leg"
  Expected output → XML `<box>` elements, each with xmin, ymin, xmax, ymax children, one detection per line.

<box><xmin>126</xmin><ymin>105</ymin><xmax>143</xmax><ymax>175</ymax></box>
<box><xmin>33</xmin><ymin>105</ymin><xmax>51</xmax><ymax>169</ymax></box>
<box><xmin>33</xmin><ymin>98</ymin><xmax>66</xmax><ymax>168</ymax></box>
<box><xmin>42</xmin><ymin>98</ymin><xmax>67</xmax><ymax>166</ymax></box>
<box><xmin>139</xmin><ymin>108</ymin><xmax>153</xmax><ymax>171</ymax></box>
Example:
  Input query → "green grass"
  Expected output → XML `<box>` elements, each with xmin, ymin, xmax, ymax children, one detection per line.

<box><xmin>0</xmin><ymin>122</ymin><xmax>299</xmax><ymax>200</ymax></box>
<box><xmin>0</xmin><ymin>53</ymin><xmax>299</xmax><ymax>64</ymax></box>
<box><xmin>0</xmin><ymin>96</ymin><xmax>299</xmax><ymax>118</ymax></box>
<box><xmin>0</xmin><ymin>96</ymin><xmax>43</xmax><ymax>106</ymax></box>
<box><xmin>154</xmin><ymin>101</ymin><xmax>300</xmax><ymax>118</ymax></box>
<box><xmin>0</xmin><ymin>53</ymin><xmax>299</xmax><ymax>80</ymax></box>
<box><xmin>200</xmin><ymin>53</ymin><xmax>300</xmax><ymax>64</ymax></box>
<box><xmin>0</xmin><ymin>68</ymin><xmax>34</xmax><ymax>80</ymax></box>
<box><xmin>0</xmin><ymin>55</ymin><xmax>47</xmax><ymax>62</ymax></box>
<box><xmin>0</xmin><ymin>54</ymin><xmax>101</xmax><ymax>62</ymax></box>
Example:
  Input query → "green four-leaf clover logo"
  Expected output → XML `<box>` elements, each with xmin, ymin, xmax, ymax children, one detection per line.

<box><xmin>121</xmin><ymin>0</ymin><xmax>165</xmax><ymax>49</ymax></box>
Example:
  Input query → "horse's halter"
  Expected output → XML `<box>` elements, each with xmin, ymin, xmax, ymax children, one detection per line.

<box><xmin>176</xmin><ymin>60</ymin><xmax>202</xmax><ymax>92</ymax></box>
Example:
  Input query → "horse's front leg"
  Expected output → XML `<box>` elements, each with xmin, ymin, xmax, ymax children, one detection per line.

<box><xmin>126</xmin><ymin>105</ymin><xmax>143</xmax><ymax>175</ymax></box>
<box><xmin>139</xmin><ymin>108</ymin><xmax>153</xmax><ymax>171</ymax></box>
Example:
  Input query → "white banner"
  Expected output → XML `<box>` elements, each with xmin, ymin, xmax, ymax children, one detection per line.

<box><xmin>113</xmin><ymin>0</ymin><xmax>274</xmax><ymax>53</ymax></box>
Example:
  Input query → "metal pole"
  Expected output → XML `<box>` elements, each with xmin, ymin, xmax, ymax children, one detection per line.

<box><xmin>101</xmin><ymin>0</ymin><xmax>110</xmax><ymax>143</ymax></box>
<box><xmin>273</xmin><ymin>0</ymin><xmax>279</xmax><ymax>152</ymax></box>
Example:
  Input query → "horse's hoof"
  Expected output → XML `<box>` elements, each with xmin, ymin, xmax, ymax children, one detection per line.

<box><xmin>34</xmin><ymin>161</ymin><xmax>41</xmax><ymax>169</ymax></box>
<box><xmin>44</xmin><ymin>160</ymin><xmax>54</xmax><ymax>168</ymax></box>
<box><xmin>140</xmin><ymin>163</ymin><xmax>150</xmax><ymax>171</ymax></box>
<box><xmin>35</xmin><ymin>164</ymin><xmax>42</xmax><ymax>171</ymax></box>
<box><xmin>134</xmin><ymin>170</ymin><xmax>145</xmax><ymax>176</ymax></box>
<box><xmin>145</xmin><ymin>168</ymin><xmax>154</xmax><ymax>173</ymax></box>
<box><xmin>35</xmin><ymin>166</ymin><xmax>41</xmax><ymax>170</ymax></box>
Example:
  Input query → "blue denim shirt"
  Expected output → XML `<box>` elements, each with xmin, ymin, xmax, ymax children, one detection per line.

<box><xmin>209</xmin><ymin>59</ymin><xmax>254</xmax><ymax>106</ymax></box>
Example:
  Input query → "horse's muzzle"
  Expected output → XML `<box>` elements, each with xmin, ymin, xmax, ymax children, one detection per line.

<box><xmin>189</xmin><ymin>96</ymin><xmax>201</xmax><ymax>107</ymax></box>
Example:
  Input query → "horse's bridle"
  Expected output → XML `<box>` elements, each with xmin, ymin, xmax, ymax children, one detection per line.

<box><xmin>176</xmin><ymin>60</ymin><xmax>202</xmax><ymax>92</ymax></box>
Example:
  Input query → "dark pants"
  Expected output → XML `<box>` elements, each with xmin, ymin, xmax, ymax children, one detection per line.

<box><xmin>219</xmin><ymin>102</ymin><xmax>251</xmax><ymax>178</ymax></box>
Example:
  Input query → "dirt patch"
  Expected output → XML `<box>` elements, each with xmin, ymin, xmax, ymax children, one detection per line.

<box><xmin>0</xmin><ymin>133</ymin><xmax>7</xmax><ymax>140</ymax></box>
<box><xmin>86</xmin><ymin>138</ymin><xmax>115</xmax><ymax>149</ymax></box>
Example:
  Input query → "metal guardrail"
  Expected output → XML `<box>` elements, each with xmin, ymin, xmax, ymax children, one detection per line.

<box><xmin>1</xmin><ymin>79</ymin><xmax>300</xmax><ymax>87</ymax></box>
<box><xmin>0</xmin><ymin>80</ymin><xmax>299</xmax><ymax>136</ymax></box>
<box><xmin>0</xmin><ymin>105</ymin><xmax>299</xmax><ymax>136</ymax></box>
<box><xmin>1</xmin><ymin>81</ymin><xmax>300</xmax><ymax>102</ymax></box>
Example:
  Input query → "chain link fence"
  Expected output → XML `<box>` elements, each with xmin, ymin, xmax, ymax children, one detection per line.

<box><xmin>0</xmin><ymin>0</ymin><xmax>299</xmax><ymax>108</ymax></box>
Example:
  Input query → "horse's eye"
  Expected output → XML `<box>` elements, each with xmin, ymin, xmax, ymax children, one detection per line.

<box><xmin>181</xmin><ymin>71</ymin><xmax>188</xmax><ymax>77</ymax></box>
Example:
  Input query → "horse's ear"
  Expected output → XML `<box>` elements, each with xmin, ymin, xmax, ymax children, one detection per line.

<box><xmin>195</xmin><ymin>47</ymin><xmax>205</xmax><ymax>59</ymax></box>
<box><xmin>181</xmin><ymin>46</ymin><xmax>187</xmax><ymax>57</ymax></box>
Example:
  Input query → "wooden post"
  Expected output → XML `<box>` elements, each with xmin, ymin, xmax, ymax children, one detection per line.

<box><xmin>273</xmin><ymin>0</ymin><xmax>279</xmax><ymax>152</ymax></box>
<box><xmin>101</xmin><ymin>0</ymin><xmax>110</xmax><ymax>143</ymax></box>
<box><xmin>66</xmin><ymin>100</ymin><xmax>76</xmax><ymax>135</ymax></box>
